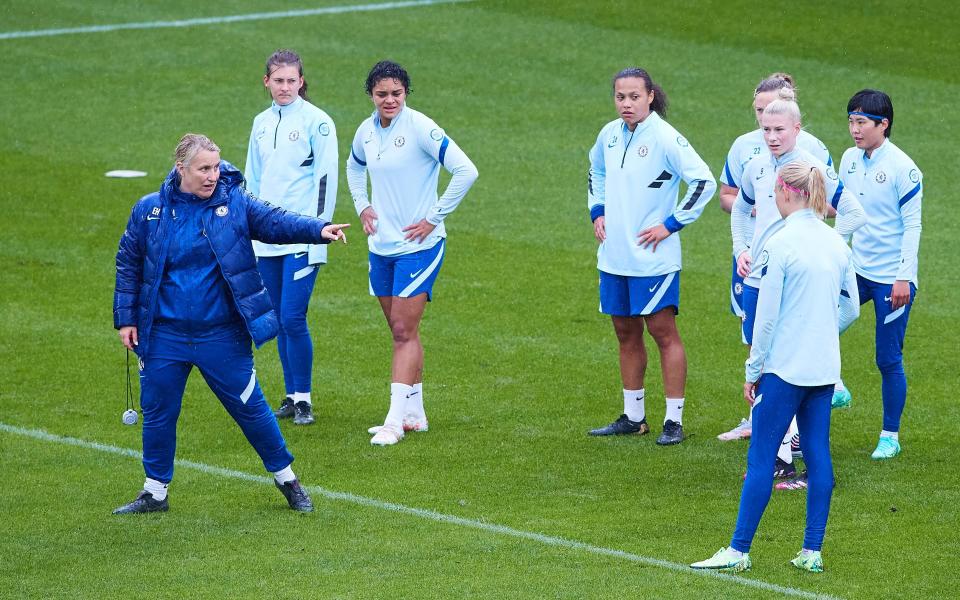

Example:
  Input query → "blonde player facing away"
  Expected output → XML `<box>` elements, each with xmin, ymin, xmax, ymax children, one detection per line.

<box><xmin>692</xmin><ymin>161</ymin><xmax>859</xmax><ymax>574</ymax></box>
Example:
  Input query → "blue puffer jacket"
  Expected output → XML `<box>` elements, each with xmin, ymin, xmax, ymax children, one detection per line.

<box><xmin>114</xmin><ymin>161</ymin><xmax>331</xmax><ymax>356</ymax></box>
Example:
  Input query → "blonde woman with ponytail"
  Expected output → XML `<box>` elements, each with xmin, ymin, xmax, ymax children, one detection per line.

<box><xmin>692</xmin><ymin>161</ymin><xmax>859</xmax><ymax>574</ymax></box>
<box><xmin>725</xmin><ymin>87</ymin><xmax>865</xmax><ymax>481</ymax></box>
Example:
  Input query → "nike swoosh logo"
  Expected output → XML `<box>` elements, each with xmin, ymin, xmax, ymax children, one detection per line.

<box><xmin>884</xmin><ymin>296</ymin><xmax>892</xmax><ymax>302</ymax></box>
<box><xmin>409</xmin><ymin>269</ymin><xmax>424</xmax><ymax>279</ymax></box>
<box><xmin>294</xmin><ymin>252</ymin><xmax>307</xmax><ymax>258</ymax></box>
<box><xmin>146</xmin><ymin>216</ymin><xmax>160</xmax><ymax>221</ymax></box>
<box><xmin>649</xmin><ymin>283</ymin><xmax>661</xmax><ymax>292</ymax></box>
<box><xmin>781</xmin><ymin>439</ymin><xmax>791</xmax><ymax>446</ymax></box>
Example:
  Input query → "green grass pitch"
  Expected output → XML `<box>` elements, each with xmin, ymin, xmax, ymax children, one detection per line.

<box><xmin>1</xmin><ymin>1</ymin><xmax>958</xmax><ymax>598</ymax></box>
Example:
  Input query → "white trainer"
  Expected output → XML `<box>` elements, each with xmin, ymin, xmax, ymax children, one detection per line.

<box><xmin>368</xmin><ymin>416</ymin><xmax>429</xmax><ymax>435</ymax></box>
<box><xmin>717</xmin><ymin>418</ymin><xmax>752</xmax><ymax>441</ymax></box>
<box><xmin>690</xmin><ymin>547</ymin><xmax>752</xmax><ymax>572</ymax></box>
<box><xmin>370</xmin><ymin>424</ymin><xmax>404</xmax><ymax>446</ymax></box>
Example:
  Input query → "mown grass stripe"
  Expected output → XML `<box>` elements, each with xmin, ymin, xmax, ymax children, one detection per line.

<box><xmin>1</xmin><ymin>422</ymin><xmax>842</xmax><ymax>600</ymax></box>
<box><xmin>0</xmin><ymin>0</ymin><xmax>472</xmax><ymax>41</ymax></box>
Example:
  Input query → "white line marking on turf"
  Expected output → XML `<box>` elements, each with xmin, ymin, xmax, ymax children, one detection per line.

<box><xmin>0</xmin><ymin>0</ymin><xmax>471</xmax><ymax>41</ymax></box>
<box><xmin>0</xmin><ymin>422</ymin><xmax>841</xmax><ymax>600</ymax></box>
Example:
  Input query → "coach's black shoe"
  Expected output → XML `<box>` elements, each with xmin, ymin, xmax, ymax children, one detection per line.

<box><xmin>112</xmin><ymin>490</ymin><xmax>169</xmax><ymax>514</ymax></box>
<box><xmin>274</xmin><ymin>396</ymin><xmax>295</xmax><ymax>419</ymax></box>
<box><xmin>656</xmin><ymin>420</ymin><xmax>685</xmax><ymax>445</ymax></box>
<box><xmin>588</xmin><ymin>414</ymin><xmax>650</xmax><ymax>436</ymax></box>
<box><xmin>275</xmin><ymin>479</ymin><xmax>314</xmax><ymax>512</ymax></box>
<box><xmin>293</xmin><ymin>401</ymin><xmax>315</xmax><ymax>425</ymax></box>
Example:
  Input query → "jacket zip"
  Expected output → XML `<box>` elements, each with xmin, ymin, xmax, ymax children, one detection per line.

<box><xmin>273</xmin><ymin>109</ymin><xmax>282</xmax><ymax>149</ymax></box>
<box><xmin>620</xmin><ymin>130</ymin><xmax>636</xmax><ymax>168</ymax></box>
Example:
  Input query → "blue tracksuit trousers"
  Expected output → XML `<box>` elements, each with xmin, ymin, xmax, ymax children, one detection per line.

<box><xmin>139</xmin><ymin>329</ymin><xmax>294</xmax><ymax>483</ymax></box>
<box><xmin>731</xmin><ymin>373</ymin><xmax>834</xmax><ymax>552</ymax></box>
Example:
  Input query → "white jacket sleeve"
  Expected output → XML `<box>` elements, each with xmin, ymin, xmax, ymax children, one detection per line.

<box><xmin>825</xmin><ymin>166</ymin><xmax>866</xmax><ymax>237</ymax></box>
<box><xmin>662</xmin><ymin>135</ymin><xmax>716</xmax><ymax>233</ymax></box>
<box><xmin>588</xmin><ymin>133</ymin><xmax>606</xmax><ymax>222</ymax></box>
<box><xmin>838</xmin><ymin>259</ymin><xmax>860</xmax><ymax>334</ymax></box>
<box><xmin>244</xmin><ymin>121</ymin><xmax>262</xmax><ymax>197</ymax></box>
<box><xmin>346</xmin><ymin>127</ymin><xmax>371</xmax><ymax>216</ymax></box>
<box><xmin>745</xmin><ymin>248</ymin><xmax>785</xmax><ymax>382</ymax></box>
<box><xmin>418</xmin><ymin>125</ymin><xmax>478</xmax><ymax>226</ymax></box>
<box><xmin>896</xmin><ymin>168</ymin><xmax>922</xmax><ymax>282</ymax></box>
<box><xmin>730</xmin><ymin>180</ymin><xmax>755</xmax><ymax>260</ymax></box>
<box><xmin>308</xmin><ymin>118</ymin><xmax>339</xmax><ymax>265</ymax></box>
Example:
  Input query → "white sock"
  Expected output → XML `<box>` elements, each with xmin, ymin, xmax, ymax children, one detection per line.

<box><xmin>293</xmin><ymin>392</ymin><xmax>311</xmax><ymax>406</ymax></box>
<box><xmin>386</xmin><ymin>383</ymin><xmax>412</xmax><ymax>428</ymax></box>
<box><xmin>880</xmin><ymin>430</ymin><xmax>899</xmax><ymax>441</ymax></box>
<box><xmin>665</xmin><ymin>397</ymin><xmax>684</xmax><ymax>424</ymax></box>
<box><xmin>777</xmin><ymin>417</ymin><xmax>798</xmax><ymax>464</ymax></box>
<box><xmin>406</xmin><ymin>382</ymin><xmax>425</xmax><ymax>418</ymax></box>
<box><xmin>623</xmin><ymin>388</ymin><xmax>645</xmax><ymax>422</ymax></box>
<box><xmin>144</xmin><ymin>477</ymin><xmax>168</xmax><ymax>501</ymax></box>
<box><xmin>273</xmin><ymin>465</ymin><xmax>296</xmax><ymax>485</ymax></box>
<box><xmin>728</xmin><ymin>548</ymin><xmax>745</xmax><ymax>558</ymax></box>
<box><xmin>801</xmin><ymin>548</ymin><xmax>817</xmax><ymax>557</ymax></box>
<box><xmin>835</xmin><ymin>379</ymin><xmax>846</xmax><ymax>392</ymax></box>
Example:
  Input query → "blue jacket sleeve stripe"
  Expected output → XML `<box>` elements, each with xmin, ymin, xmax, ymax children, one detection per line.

<box><xmin>438</xmin><ymin>136</ymin><xmax>450</xmax><ymax>166</ymax></box>
<box><xmin>723</xmin><ymin>160</ymin><xmax>735</xmax><ymax>187</ymax></box>
<box><xmin>830</xmin><ymin>181</ymin><xmax>845</xmax><ymax>209</ymax></box>
<box><xmin>899</xmin><ymin>182</ymin><xmax>921</xmax><ymax>208</ymax></box>
<box><xmin>742</xmin><ymin>190</ymin><xmax>755</xmax><ymax>206</ymax></box>
<box><xmin>351</xmin><ymin>149</ymin><xmax>366</xmax><ymax>167</ymax></box>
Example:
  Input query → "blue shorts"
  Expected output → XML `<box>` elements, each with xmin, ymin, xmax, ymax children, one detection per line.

<box><xmin>599</xmin><ymin>270</ymin><xmax>680</xmax><ymax>317</ymax></box>
<box><xmin>369</xmin><ymin>239</ymin><xmax>445</xmax><ymax>299</ymax></box>
<box><xmin>730</xmin><ymin>256</ymin><xmax>746</xmax><ymax>317</ymax></box>
<box><xmin>741</xmin><ymin>283</ymin><xmax>759</xmax><ymax>345</ymax></box>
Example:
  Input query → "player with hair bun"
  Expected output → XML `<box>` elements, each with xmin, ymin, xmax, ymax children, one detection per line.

<box><xmin>586</xmin><ymin>67</ymin><xmax>716</xmax><ymax>446</ymax></box>
<box><xmin>347</xmin><ymin>60</ymin><xmax>478</xmax><ymax>446</ymax></box>
<box><xmin>716</xmin><ymin>73</ymin><xmax>840</xmax><ymax>443</ymax></box>
<box><xmin>245</xmin><ymin>49</ymin><xmax>339</xmax><ymax>426</ymax></box>
<box><xmin>840</xmin><ymin>89</ymin><xmax>923</xmax><ymax>460</ymax></box>
<box><xmin>729</xmin><ymin>88</ymin><xmax>865</xmax><ymax>481</ymax></box>
<box><xmin>691</xmin><ymin>160</ymin><xmax>859</xmax><ymax>574</ymax></box>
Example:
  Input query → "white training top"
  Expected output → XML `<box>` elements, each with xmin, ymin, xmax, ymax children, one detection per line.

<box><xmin>731</xmin><ymin>147</ymin><xmax>865</xmax><ymax>288</ymax></box>
<box><xmin>346</xmin><ymin>105</ymin><xmax>478</xmax><ymax>257</ymax></box>
<box><xmin>746</xmin><ymin>209</ymin><xmax>859</xmax><ymax>386</ymax></box>
<box><xmin>245</xmin><ymin>96</ymin><xmax>339</xmax><ymax>264</ymax></box>
<box><xmin>839</xmin><ymin>139</ymin><xmax>923</xmax><ymax>286</ymax></box>
<box><xmin>588</xmin><ymin>112</ymin><xmax>716</xmax><ymax>277</ymax></box>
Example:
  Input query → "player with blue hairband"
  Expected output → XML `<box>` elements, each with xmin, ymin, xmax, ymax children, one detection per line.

<box><xmin>840</xmin><ymin>89</ymin><xmax>923</xmax><ymax>460</ymax></box>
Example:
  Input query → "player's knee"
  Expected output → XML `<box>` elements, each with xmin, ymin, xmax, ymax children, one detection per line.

<box><xmin>279</xmin><ymin>313</ymin><xmax>308</xmax><ymax>337</ymax></box>
<box><xmin>875</xmin><ymin>353</ymin><xmax>903</xmax><ymax>375</ymax></box>
<box><xmin>391</xmin><ymin>323</ymin><xmax>417</xmax><ymax>345</ymax></box>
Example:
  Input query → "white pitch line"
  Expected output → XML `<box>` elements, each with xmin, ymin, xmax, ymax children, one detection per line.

<box><xmin>0</xmin><ymin>0</ymin><xmax>471</xmax><ymax>41</ymax></box>
<box><xmin>0</xmin><ymin>422</ymin><xmax>841</xmax><ymax>600</ymax></box>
